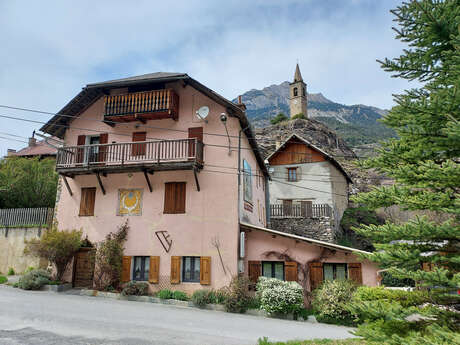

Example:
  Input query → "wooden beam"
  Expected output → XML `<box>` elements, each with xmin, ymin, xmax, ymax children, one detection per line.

<box><xmin>96</xmin><ymin>172</ymin><xmax>106</xmax><ymax>195</ymax></box>
<box><xmin>143</xmin><ymin>170</ymin><xmax>153</xmax><ymax>193</ymax></box>
<box><xmin>193</xmin><ymin>167</ymin><xmax>200</xmax><ymax>192</ymax></box>
<box><xmin>61</xmin><ymin>175</ymin><xmax>73</xmax><ymax>196</ymax></box>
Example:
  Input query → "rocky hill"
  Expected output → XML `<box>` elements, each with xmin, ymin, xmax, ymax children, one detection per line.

<box><xmin>234</xmin><ymin>81</ymin><xmax>395</xmax><ymax>148</ymax></box>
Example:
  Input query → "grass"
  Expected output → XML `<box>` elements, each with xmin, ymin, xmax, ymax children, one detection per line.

<box><xmin>0</xmin><ymin>275</ymin><xmax>7</xmax><ymax>284</ymax></box>
<box><xmin>258</xmin><ymin>338</ymin><xmax>365</xmax><ymax>345</ymax></box>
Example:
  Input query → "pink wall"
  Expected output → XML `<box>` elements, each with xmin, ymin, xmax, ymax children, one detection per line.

<box><xmin>56</xmin><ymin>81</ymin><xmax>266</xmax><ymax>291</ymax></box>
<box><xmin>244</xmin><ymin>229</ymin><xmax>379</xmax><ymax>287</ymax></box>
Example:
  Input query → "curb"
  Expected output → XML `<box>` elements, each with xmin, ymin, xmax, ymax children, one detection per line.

<box><xmin>41</xmin><ymin>283</ymin><xmax>72</xmax><ymax>292</ymax></box>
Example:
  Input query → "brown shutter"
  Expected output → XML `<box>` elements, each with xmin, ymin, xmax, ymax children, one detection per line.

<box><xmin>164</xmin><ymin>182</ymin><xmax>186</xmax><ymax>214</ymax></box>
<box><xmin>248</xmin><ymin>260</ymin><xmax>261</xmax><ymax>284</ymax></box>
<box><xmin>98</xmin><ymin>133</ymin><xmax>108</xmax><ymax>162</ymax></box>
<box><xmin>309</xmin><ymin>262</ymin><xmax>323</xmax><ymax>289</ymax></box>
<box><xmin>76</xmin><ymin>135</ymin><xmax>86</xmax><ymax>163</ymax></box>
<box><xmin>348</xmin><ymin>263</ymin><xmax>363</xmax><ymax>285</ymax></box>
<box><xmin>175</xmin><ymin>182</ymin><xmax>186</xmax><ymax>213</ymax></box>
<box><xmin>164</xmin><ymin>183</ymin><xmax>175</xmax><ymax>214</ymax></box>
<box><xmin>170</xmin><ymin>256</ymin><xmax>181</xmax><ymax>284</ymax></box>
<box><xmin>149</xmin><ymin>256</ymin><xmax>160</xmax><ymax>284</ymax></box>
<box><xmin>200</xmin><ymin>256</ymin><xmax>211</xmax><ymax>285</ymax></box>
<box><xmin>132</xmin><ymin>132</ymin><xmax>147</xmax><ymax>156</ymax></box>
<box><xmin>188</xmin><ymin>127</ymin><xmax>203</xmax><ymax>158</ymax></box>
<box><xmin>79</xmin><ymin>188</ymin><xmax>96</xmax><ymax>216</ymax></box>
<box><xmin>285</xmin><ymin>261</ymin><xmax>298</xmax><ymax>282</ymax></box>
<box><xmin>121</xmin><ymin>256</ymin><xmax>131</xmax><ymax>283</ymax></box>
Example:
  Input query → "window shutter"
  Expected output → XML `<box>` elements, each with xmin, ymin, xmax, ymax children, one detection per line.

<box><xmin>175</xmin><ymin>182</ymin><xmax>186</xmax><ymax>213</ymax></box>
<box><xmin>76</xmin><ymin>135</ymin><xmax>86</xmax><ymax>163</ymax></box>
<box><xmin>248</xmin><ymin>261</ymin><xmax>262</xmax><ymax>284</ymax></box>
<box><xmin>77</xmin><ymin>135</ymin><xmax>86</xmax><ymax>145</ymax></box>
<box><xmin>79</xmin><ymin>188</ymin><xmax>96</xmax><ymax>216</ymax></box>
<box><xmin>98</xmin><ymin>133</ymin><xmax>108</xmax><ymax>162</ymax></box>
<box><xmin>121</xmin><ymin>256</ymin><xmax>131</xmax><ymax>283</ymax></box>
<box><xmin>285</xmin><ymin>261</ymin><xmax>298</xmax><ymax>282</ymax></box>
<box><xmin>309</xmin><ymin>262</ymin><xmax>323</xmax><ymax>289</ymax></box>
<box><xmin>170</xmin><ymin>256</ymin><xmax>181</xmax><ymax>284</ymax></box>
<box><xmin>132</xmin><ymin>132</ymin><xmax>147</xmax><ymax>156</ymax></box>
<box><xmin>149</xmin><ymin>256</ymin><xmax>160</xmax><ymax>284</ymax></box>
<box><xmin>200</xmin><ymin>256</ymin><xmax>211</xmax><ymax>285</ymax></box>
<box><xmin>164</xmin><ymin>183</ymin><xmax>175</xmax><ymax>213</ymax></box>
<box><xmin>348</xmin><ymin>263</ymin><xmax>363</xmax><ymax>285</ymax></box>
<box><xmin>188</xmin><ymin>127</ymin><xmax>203</xmax><ymax>158</ymax></box>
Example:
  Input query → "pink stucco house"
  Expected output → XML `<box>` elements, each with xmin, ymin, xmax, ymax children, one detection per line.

<box><xmin>41</xmin><ymin>72</ymin><xmax>379</xmax><ymax>292</ymax></box>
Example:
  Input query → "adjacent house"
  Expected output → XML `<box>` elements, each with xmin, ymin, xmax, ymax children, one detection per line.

<box><xmin>7</xmin><ymin>136</ymin><xmax>61</xmax><ymax>159</ymax></box>
<box><xmin>41</xmin><ymin>71</ymin><xmax>378</xmax><ymax>292</ymax></box>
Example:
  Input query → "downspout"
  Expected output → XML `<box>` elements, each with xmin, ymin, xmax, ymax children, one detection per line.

<box><xmin>237</xmin><ymin>125</ymin><xmax>250</xmax><ymax>223</ymax></box>
<box><xmin>265</xmin><ymin>175</ymin><xmax>271</xmax><ymax>227</ymax></box>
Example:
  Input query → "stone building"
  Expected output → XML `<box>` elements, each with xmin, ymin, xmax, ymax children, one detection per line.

<box><xmin>289</xmin><ymin>64</ymin><xmax>307</xmax><ymax>118</ymax></box>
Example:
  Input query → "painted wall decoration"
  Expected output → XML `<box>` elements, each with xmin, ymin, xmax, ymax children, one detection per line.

<box><xmin>243</xmin><ymin>159</ymin><xmax>253</xmax><ymax>204</ymax></box>
<box><xmin>155</xmin><ymin>231</ymin><xmax>172</xmax><ymax>253</ymax></box>
<box><xmin>118</xmin><ymin>189</ymin><xmax>143</xmax><ymax>216</ymax></box>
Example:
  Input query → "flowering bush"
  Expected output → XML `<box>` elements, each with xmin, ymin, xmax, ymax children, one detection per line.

<box><xmin>312</xmin><ymin>279</ymin><xmax>357</xmax><ymax>321</ymax></box>
<box><xmin>257</xmin><ymin>277</ymin><xmax>303</xmax><ymax>315</ymax></box>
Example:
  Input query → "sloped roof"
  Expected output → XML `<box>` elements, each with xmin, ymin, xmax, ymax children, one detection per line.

<box><xmin>10</xmin><ymin>139</ymin><xmax>60</xmax><ymax>157</ymax></box>
<box><xmin>240</xmin><ymin>221</ymin><xmax>370</xmax><ymax>254</ymax></box>
<box><xmin>40</xmin><ymin>72</ymin><xmax>268</xmax><ymax>176</ymax></box>
<box><xmin>293</xmin><ymin>63</ymin><xmax>303</xmax><ymax>82</ymax></box>
<box><xmin>266</xmin><ymin>133</ymin><xmax>353</xmax><ymax>183</ymax></box>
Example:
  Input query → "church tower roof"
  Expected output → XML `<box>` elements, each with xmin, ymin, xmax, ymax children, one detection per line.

<box><xmin>293</xmin><ymin>63</ymin><xmax>303</xmax><ymax>82</ymax></box>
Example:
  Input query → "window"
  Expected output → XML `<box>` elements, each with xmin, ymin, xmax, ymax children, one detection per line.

<box><xmin>323</xmin><ymin>263</ymin><xmax>348</xmax><ymax>281</ymax></box>
<box><xmin>293</xmin><ymin>87</ymin><xmax>298</xmax><ymax>97</ymax></box>
<box><xmin>262</xmin><ymin>261</ymin><xmax>284</xmax><ymax>280</ymax></box>
<box><xmin>164</xmin><ymin>182</ymin><xmax>186</xmax><ymax>214</ymax></box>
<box><xmin>79</xmin><ymin>187</ymin><xmax>96</xmax><ymax>216</ymax></box>
<box><xmin>287</xmin><ymin>167</ymin><xmax>298</xmax><ymax>182</ymax></box>
<box><xmin>133</xmin><ymin>256</ymin><xmax>150</xmax><ymax>281</ymax></box>
<box><xmin>302</xmin><ymin>87</ymin><xmax>306</xmax><ymax>96</ymax></box>
<box><xmin>182</xmin><ymin>256</ymin><xmax>200</xmax><ymax>282</ymax></box>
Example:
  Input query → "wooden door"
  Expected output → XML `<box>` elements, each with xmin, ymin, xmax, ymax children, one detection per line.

<box><xmin>73</xmin><ymin>249</ymin><xmax>95</xmax><ymax>288</ymax></box>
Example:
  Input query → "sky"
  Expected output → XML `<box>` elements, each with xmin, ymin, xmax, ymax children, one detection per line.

<box><xmin>0</xmin><ymin>0</ymin><xmax>412</xmax><ymax>156</ymax></box>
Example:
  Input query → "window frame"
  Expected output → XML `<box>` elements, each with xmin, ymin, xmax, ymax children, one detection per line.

<box><xmin>262</xmin><ymin>261</ymin><xmax>285</xmax><ymax>281</ymax></box>
<box><xmin>287</xmin><ymin>167</ymin><xmax>298</xmax><ymax>182</ymax></box>
<box><xmin>132</xmin><ymin>256</ymin><xmax>150</xmax><ymax>281</ymax></box>
<box><xmin>182</xmin><ymin>256</ymin><xmax>201</xmax><ymax>283</ymax></box>
<box><xmin>323</xmin><ymin>263</ymin><xmax>348</xmax><ymax>281</ymax></box>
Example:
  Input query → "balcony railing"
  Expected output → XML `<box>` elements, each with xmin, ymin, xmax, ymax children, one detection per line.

<box><xmin>56</xmin><ymin>138</ymin><xmax>203</xmax><ymax>174</ymax></box>
<box><xmin>104</xmin><ymin>89</ymin><xmax>179</xmax><ymax>122</ymax></box>
<box><xmin>270</xmin><ymin>203</ymin><xmax>332</xmax><ymax>218</ymax></box>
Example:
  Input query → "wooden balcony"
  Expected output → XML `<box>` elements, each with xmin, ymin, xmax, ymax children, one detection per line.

<box><xmin>104</xmin><ymin>89</ymin><xmax>179</xmax><ymax>123</ymax></box>
<box><xmin>56</xmin><ymin>138</ymin><xmax>203</xmax><ymax>176</ymax></box>
<box><xmin>270</xmin><ymin>203</ymin><xmax>332</xmax><ymax>218</ymax></box>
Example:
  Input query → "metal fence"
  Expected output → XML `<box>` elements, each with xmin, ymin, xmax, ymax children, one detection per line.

<box><xmin>0</xmin><ymin>207</ymin><xmax>54</xmax><ymax>228</ymax></box>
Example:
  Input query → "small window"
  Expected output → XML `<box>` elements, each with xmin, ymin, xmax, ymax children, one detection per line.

<box><xmin>182</xmin><ymin>256</ymin><xmax>200</xmax><ymax>283</ymax></box>
<box><xmin>262</xmin><ymin>261</ymin><xmax>284</xmax><ymax>280</ymax></box>
<box><xmin>164</xmin><ymin>182</ymin><xmax>186</xmax><ymax>214</ymax></box>
<box><xmin>293</xmin><ymin>87</ymin><xmax>298</xmax><ymax>97</ymax></box>
<box><xmin>323</xmin><ymin>263</ymin><xmax>348</xmax><ymax>281</ymax></box>
<box><xmin>133</xmin><ymin>256</ymin><xmax>150</xmax><ymax>281</ymax></box>
<box><xmin>79</xmin><ymin>187</ymin><xmax>96</xmax><ymax>216</ymax></box>
<box><xmin>302</xmin><ymin>87</ymin><xmax>306</xmax><ymax>96</ymax></box>
<box><xmin>287</xmin><ymin>167</ymin><xmax>298</xmax><ymax>182</ymax></box>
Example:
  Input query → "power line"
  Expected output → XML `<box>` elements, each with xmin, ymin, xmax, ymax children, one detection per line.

<box><xmin>0</xmin><ymin>132</ymin><xmax>29</xmax><ymax>139</ymax></box>
<box><xmin>0</xmin><ymin>135</ymin><xmax>28</xmax><ymax>144</ymax></box>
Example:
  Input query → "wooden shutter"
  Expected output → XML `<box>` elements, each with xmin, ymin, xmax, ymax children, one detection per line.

<box><xmin>175</xmin><ymin>182</ymin><xmax>186</xmax><ymax>213</ymax></box>
<box><xmin>348</xmin><ymin>263</ymin><xmax>363</xmax><ymax>285</ymax></box>
<box><xmin>309</xmin><ymin>262</ymin><xmax>323</xmax><ymax>289</ymax></box>
<box><xmin>164</xmin><ymin>183</ymin><xmax>175</xmax><ymax>213</ymax></box>
<box><xmin>200</xmin><ymin>256</ymin><xmax>211</xmax><ymax>285</ymax></box>
<box><xmin>285</xmin><ymin>261</ymin><xmax>298</xmax><ymax>282</ymax></box>
<box><xmin>98</xmin><ymin>133</ymin><xmax>108</xmax><ymax>162</ymax></box>
<box><xmin>121</xmin><ymin>256</ymin><xmax>131</xmax><ymax>283</ymax></box>
<box><xmin>76</xmin><ymin>135</ymin><xmax>86</xmax><ymax>163</ymax></box>
<box><xmin>149</xmin><ymin>256</ymin><xmax>160</xmax><ymax>284</ymax></box>
<box><xmin>170</xmin><ymin>256</ymin><xmax>181</xmax><ymax>284</ymax></box>
<box><xmin>132</xmin><ymin>132</ymin><xmax>147</xmax><ymax>156</ymax></box>
<box><xmin>248</xmin><ymin>260</ymin><xmax>261</xmax><ymax>283</ymax></box>
<box><xmin>164</xmin><ymin>182</ymin><xmax>186</xmax><ymax>214</ymax></box>
<box><xmin>188</xmin><ymin>127</ymin><xmax>203</xmax><ymax>158</ymax></box>
<box><xmin>79</xmin><ymin>188</ymin><xmax>96</xmax><ymax>216</ymax></box>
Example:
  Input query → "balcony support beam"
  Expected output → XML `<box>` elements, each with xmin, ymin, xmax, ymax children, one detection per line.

<box><xmin>61</xmin><ymin>175</ymin><xmax>73</xmax><ymax>196</ymax></box>
<box><xmin>96</xmin><ymin>172</ymin><xmax>106</xmax><ymax>195</ymax></box>
<box><xmin>193</xmin><ymin>167</ymin><xmax>200</xmax><ymax>192</ymax></box>
<box><xmin>143</xmin><ymin>170</ymin><xmax>153</xmax><ymax>193</ymax></box>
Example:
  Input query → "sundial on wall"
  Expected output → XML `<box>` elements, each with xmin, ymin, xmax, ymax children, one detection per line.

<box><xmin>118</xmin><ymin>189</ymin><xmax>142</xmax><ymax>216</ymax></box>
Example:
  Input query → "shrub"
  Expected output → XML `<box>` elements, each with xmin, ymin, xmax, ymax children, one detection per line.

<box><xmin>270</xmin><ymin>113</ymin><xmax>288</xmax><ymax>125</ymax></box>
<box><xmin>380</xmin><ymin>271</ymin><xmax>415</xmax><ymax>287</ymax></box>
<box><xmin>352</xmin><ymin>286</ymin><xmax>431</xmax><ymax>308</ymax></box>
<box><xmin>172</xmin><ymin>291</ymin><xmax>189</xmax><ymax>301</ymax></box>
<box><xmin>0</xmin><ymin>275</ymin><xmax>7</xmax><ymax>284</ymax></box>
<box><xmin>7</xmin><ymin>268</ymin><xmax>15</xmax><ymax>276</ymax></box>
<box><xmin>312</xmin><ymin>279</ymin><xmax>357</xmax><ymax>322</ymax></box>
<box><xmin>247</xmin><ymin>296</ymin><xmax>261</xmax><ymax>310</ymax></box>
<box><xmin>224</xmin><ymin>276</ymin><xmax>251</xmax><ymax>313</ymax></box>
<box><xmin>24</xmin><ymin>224</ymin><xmax>83</xmax><ymax>281</ymax></box>
<box><xmin>93</xmin><ymin>221</ymin><xmax>129</xmax><ymax>290</ymax></box>
<box><xmin>157</xmin><ymin>289</ymin><xmax>173</xmax><ymax>299</ymax></box>
<box><xmin>25</xmin><ymin>266</ymin><xmax>35</xmax><ymax>273</ymax></box>
<box><xmin>121</xmin><ymin>281</ymin><xmax>149</xmax><ymax>296</ymax></box>
<box><xmin>18</xmin><ymin>269</ymin><xmax>50</xmax><ymax>290</ymax></box>
<box><xmin>192</xmin><ymin>290</ymin><xmax>213</xmax><ymax>307</ymax></box>
<box><xmin>291</xmin><ymin>113</ymin><xmax>306</xmax><ymax>120</ymax></box>
<box><xmin>257</xmin><ymin>277</ymin><xmax>304</xmax><ymax>315</ymax></box>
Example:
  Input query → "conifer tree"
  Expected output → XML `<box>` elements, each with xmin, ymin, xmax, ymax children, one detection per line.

<box><xmin>352</xmin><ymin>0</ymin><xmax>459</xmax><ymax>341</ymax></box>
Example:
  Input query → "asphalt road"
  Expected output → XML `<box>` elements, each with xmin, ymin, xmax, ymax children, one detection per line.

<box><xmin>0</xmin><ymin>286</ymin><xmax>356</xmax><ymax>345</ymax></box>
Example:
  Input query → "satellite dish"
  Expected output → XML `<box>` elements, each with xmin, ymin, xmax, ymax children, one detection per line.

<box><xmin>196</xmin><ymin>106</ymin><xmax>209</xmax><ymax>122</ymax></box>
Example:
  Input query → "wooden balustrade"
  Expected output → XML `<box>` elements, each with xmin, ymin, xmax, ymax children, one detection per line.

<box><xmin>104</xmin><ymin>89</ymin><xmax>179</xmax><ymax>122</ymax></box>
<box><xmin>56</xmin><ymin>139</ymin><xmax>203</xmax><ymax>173</ymax></box>
<box><xmin>270</xmin><ymin>203</ymin><xmax>332</xmax><ymax>218</ymax></box>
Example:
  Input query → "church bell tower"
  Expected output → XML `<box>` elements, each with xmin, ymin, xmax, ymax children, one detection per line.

<box><xmin>289</xmin><ymin>63</ymin><xmax>307</xmax><ymax>118</ymax></box>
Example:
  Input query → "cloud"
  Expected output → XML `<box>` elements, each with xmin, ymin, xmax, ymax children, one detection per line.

<box><xmin>0</xmin><ymin>0</ymin><xmax>409</xmax><ymax>154</ymax></box>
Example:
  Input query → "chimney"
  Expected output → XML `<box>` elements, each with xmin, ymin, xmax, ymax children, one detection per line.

<box><xmin>28</xmin><ymin>137</ymin><xmax>37</xmax><ymax>147</ymax></box>
<box><xmin>236</xmin><ymin>95</ymin><xmax>246</xmax><ymax>111</ymax></box>
<box><xmin>7</xmin><ymin>149</ymin><xmax>16</xmax><ymax>156</ymax></box>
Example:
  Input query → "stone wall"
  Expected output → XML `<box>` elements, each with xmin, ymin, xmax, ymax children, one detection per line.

<box><xmin>270</xmin><ymin>216</ymin><xmax>341</xmax><ymax>243</ymax></box>
<box><xmin>0</xmin><ymin>227</ymin><xmax>46</xmax><ymax>274</ymax></box>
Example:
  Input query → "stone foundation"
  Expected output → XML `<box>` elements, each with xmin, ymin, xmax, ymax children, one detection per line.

<box><xmin>269</xmin><ymin>217</ymin><xmax>341</xmax><ymax>243</ymax></box>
